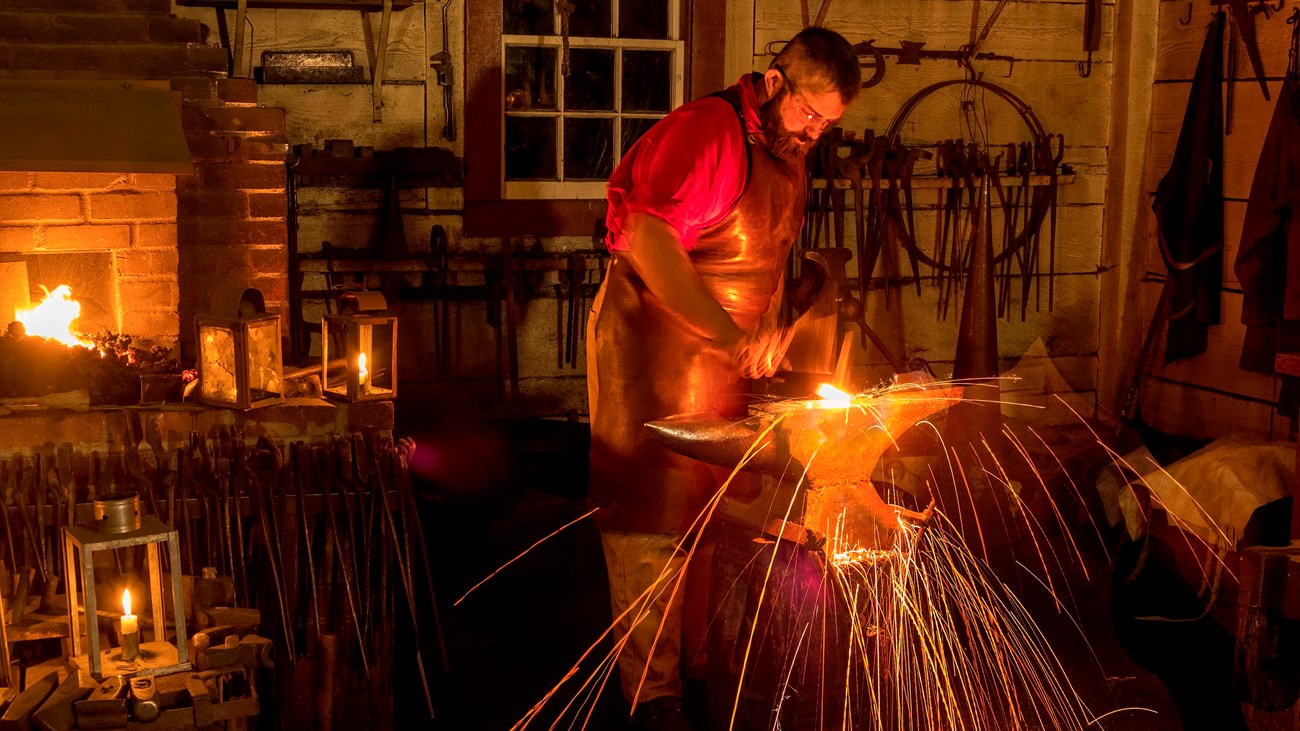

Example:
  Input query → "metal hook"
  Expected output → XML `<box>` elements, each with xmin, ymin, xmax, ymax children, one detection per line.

<box><xmin>1241</xmin><ymin>0</ymin><xmax>1285</xmax><ymax>19</ymax></box>
<box><xmin>1076</xmin><ymin>51</ymin><xmax>1093</xmax><ymax>78</ymax></box>
<box><xmin>1179</xmin><ymin>1</ymin><xmax>1194</xmax><ymax>24</ymax></box>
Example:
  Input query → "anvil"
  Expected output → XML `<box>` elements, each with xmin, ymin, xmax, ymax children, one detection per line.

<box><xmin>645</xmin><ymin>385</ymin><xmax>963</xmax><ymax>552</ymax></box>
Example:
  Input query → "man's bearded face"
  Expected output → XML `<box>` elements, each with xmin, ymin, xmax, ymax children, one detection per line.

<box><xmin>760</xmin><ymin>86</ymin><xmax>816</xmax><ymax>163</ymax></box>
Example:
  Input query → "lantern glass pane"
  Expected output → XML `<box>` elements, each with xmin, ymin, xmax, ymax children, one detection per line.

<box><xmin>323</xmin><ymin>319</ymin><xmax>348</xmax><ymax>397</ymax></box>
<box><xmin>246</xmin><ymin>320</ymin><xmax>282</xmax><ymax>400</ymax></box>
<box><xmin>358</xmin><ymin>321</ymin><xmax>394</xmax><ymax>395</ymax></box>
<box><xmin>198</xmin><ymin>324</ymin><xmax>237</xmax><ymax>404</ymax></box>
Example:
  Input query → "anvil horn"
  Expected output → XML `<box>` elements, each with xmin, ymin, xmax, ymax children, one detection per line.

<box><xmin>642</xmin><ymin>414</ymin><xmax>790</xmax><ymax>477</ymax></box>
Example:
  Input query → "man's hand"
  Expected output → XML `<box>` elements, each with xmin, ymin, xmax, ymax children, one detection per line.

<box><xmin>731</xmin><ymin>327</ymin><xmax>795</xmax><ymax>378</ymax></box>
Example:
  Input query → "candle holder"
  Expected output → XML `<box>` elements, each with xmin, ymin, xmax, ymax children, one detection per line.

<box><xmin>62</xmin><ymin>494</ymin><xmax>189</xmax><ymax>678</ymax></box>
<box><xmin>196</xmin><ymin>285</ymin><xmax>284</xmax><ymax>410</ymax></box>
<box><xmin>321</xmin><ymin>290</ymin><xmax>397</xmax><ymax>402</ymax></box>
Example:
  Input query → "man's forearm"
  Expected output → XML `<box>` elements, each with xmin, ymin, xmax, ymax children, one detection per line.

<box><xmin>620</xmin><ymin>213</ymin><xmax>744</xmax><ymax>345</ymax></box>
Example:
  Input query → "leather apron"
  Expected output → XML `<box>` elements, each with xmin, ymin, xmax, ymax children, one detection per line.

<box><xmin>587</xmin><ymin>86</ymin><xmax>806</xmax><ymax>534</ymax></box>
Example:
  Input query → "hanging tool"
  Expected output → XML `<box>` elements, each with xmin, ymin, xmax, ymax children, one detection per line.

<box><xmin>1226</xmin><ymin>0</ymin><xmax>1274</xmax><ymax>100</ymax></box>
<box><xmin>429</xmin><ymin>0</ymin><xmax>456</xmax><ymax>140</ymax></box>
<box><xmin>553</xmin><ymin>282</ymin><xmax>566</xmax><ymax>369</ymax></box>
<box><xmin>426</xmin><ymin>225</ymin><xmax>451</xmax><ymax>379</ymax></box>
<box><xmin>812</xmin><ymin>0</ymin><xmax>835</xmax><ymax>27</ymax></box>
<box><xmin>503</xmin><ymin>241</ymin><xmax>521</xmax><ymax>401</ymax></box>
<box><xmin>960</xmin><ymin>0</ymin><xmax>1013</xmax><ymax>75</ymax></box>
<box><xmin>1227</xmin><ymin>11</ymin><xmax>1239</xmax><ymax>134</ymax></box>
<box><xmin>1121</xmin><ymin>278</ymin><xmax>1172</xmax><ymax>424</ymax></box>
<box><xmin>369</xmin><ymin>0</ymin><xmax>394</xmax><ymax>122</ymax></box>
<box><xmin>851</xmin><ymin>40</ymin><xmax>1015</xmax><ymax>87</ymax></box>
<box><xmin>1078</xmin><ymin>0</ymin><xmax>1103</xmax><ymax>77</ymax></box>
<box><xmin>564</xmin><ymin>253</ymin><xmax>587</xmax><ymax>368</ymax></box>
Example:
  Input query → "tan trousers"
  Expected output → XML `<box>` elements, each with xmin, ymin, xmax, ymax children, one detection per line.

<box><xmin>601</xmin><ymin>530</ymin><xmax>688</xmax><ymax>705</ymax></box>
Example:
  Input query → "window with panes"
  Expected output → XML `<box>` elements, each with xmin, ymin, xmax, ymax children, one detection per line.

<box><xmin>502</xmin><ymin>0</ymin><xmax>684</xmax><ymax>199</ymax></box>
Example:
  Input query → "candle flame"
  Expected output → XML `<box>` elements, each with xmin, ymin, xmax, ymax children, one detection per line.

<box><xmin>122</xmin><ymin>588</ymin><xmax>132</xmax><ymax>617</ymax></box>
<box><xmin>358</xmin><ymin>351</ymin><xmax>369</xmax><ymax>382</ymax></box>
<box><xmin>16</xmin><ymin>285</ymin><xmax>94</xmax><ymax>348</ymax></box>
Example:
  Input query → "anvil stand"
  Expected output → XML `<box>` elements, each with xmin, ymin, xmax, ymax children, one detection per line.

<box><xmin>648</xmin><ymin>386</ymin><xmax>962</xmax><ymax>730</ymax></box>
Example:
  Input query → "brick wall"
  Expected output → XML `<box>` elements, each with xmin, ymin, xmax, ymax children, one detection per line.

<box><xmin>174</xmin><ymin>77</ymin><xmax>289</xmax><ymax>359</ymax></box>
<box><xmin>0</xmin><ymin>0</ymin><xmax>290</xmax><ymax>361</ymax></box>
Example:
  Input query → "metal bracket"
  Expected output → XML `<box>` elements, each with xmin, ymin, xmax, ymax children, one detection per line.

<box><xmin>233</xmin><ymin>0</ymin><xmax>249</xmax><ymax>78</ymax></box>
<box><xmin>370</xmin><ymin>0</ymin><xmax>393</xmax><ymax>123</ymax></box>
<box><xmin>430</xmin><ymin>0</ymin><xmax>455</xmax><ymax>140</ymax></box>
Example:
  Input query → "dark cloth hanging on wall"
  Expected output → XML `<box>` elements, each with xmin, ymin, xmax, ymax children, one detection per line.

<box><xmin>1152</xmin><ymin>12</ymin><xmax>1225</xmax><ymax>363</ymax></box>
<box><xmin>1235</xmin><ymin>76</ymin><xmax>1300</xmax><ymax>385</ymax></box>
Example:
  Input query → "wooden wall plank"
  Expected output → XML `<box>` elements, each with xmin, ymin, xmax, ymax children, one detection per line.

<box><xmin>1141</xmin><ymin>377</ymin><xmax>1281</xmax><ymax>439</ymax></box>
<box><xmin>755</xmin><ymin>0</ymin><xmax>1116</xmax><ymax>62</ymax></box>
<box><xmin>881</xmin><ymin>272</ymin><xmax>1102</xmax><ymax>360</ymax></box>
<box><xmin>258</xmin><ymin>84</ymin><xmax>427</xmax><ymax>147</ymax></box>
<box><xmin>218</xmin><ymin>6</ymin><xmax>433</xmax><ymax>81</ymax></box>
<box><xmin>1136</xmin><ymin>279</ymin><xmax>1277</xmax><ymax>401</ymax></box>
<box><xmin>776</xmin><ymin>61</ymin><xmax>1115</xmax><ymax>149</ymax></box>
<box><xmin>1155</xmin><ymin>0</ymin><xmax>1296</xmax><ymax>82</ymax></box>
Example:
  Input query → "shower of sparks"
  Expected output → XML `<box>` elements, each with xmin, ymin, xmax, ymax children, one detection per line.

<box><xmin>806</xmin><ymin>516</ymin><xmax>1095</xmax><ymax>730</ymax></box>
<box><xmin>454</xmin><ymin>507</ymin><xmax>601</xmax><ymax>607</ymax></box>
<box><xmin>495</xmin><ymin>380</ymin><xmax>1220</xmax><ymax>731</ymax></box>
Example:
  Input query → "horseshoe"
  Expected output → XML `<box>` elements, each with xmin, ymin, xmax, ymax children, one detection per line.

<box><xmin>855</xmin><ymin>41</ymin><xmax>887</xmax><ymax>88</ymax></box>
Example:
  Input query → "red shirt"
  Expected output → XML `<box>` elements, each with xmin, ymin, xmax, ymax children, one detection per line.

<box><xmin>605</xmin><ymin>74</ymin><xmax>764</xmax><ymax>252</ymax></box>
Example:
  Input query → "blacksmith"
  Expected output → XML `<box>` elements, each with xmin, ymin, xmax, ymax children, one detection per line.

<box><xmin>586</xmin><ymin>27</ymin><xmax>861</xmax><ymax>731</ymax></box>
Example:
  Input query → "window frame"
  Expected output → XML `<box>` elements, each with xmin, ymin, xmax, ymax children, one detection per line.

<box><xmin>501</xmin><ymin>30</ymin><xmax>685</xmax><ymax>200</ymax></box>
<box><xmin>466</xmin><ymin>0</ymin><xmax>722</xmax><ymax>237</ymax></box>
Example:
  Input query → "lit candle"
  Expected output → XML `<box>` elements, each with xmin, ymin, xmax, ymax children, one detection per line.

<box><xmin>121</xmin><ymin>588</ymin><xmax>137</xmax><ymax>634</ymax></box>
<box><xmin>358</xmin><ymin>351</ymin><xmax>370</xmax><ymax>394</ymax></box>
<box><xmin>120</xmin><ymin>588</ymin><xmax>139</xmax><ymax>661</ymax></box>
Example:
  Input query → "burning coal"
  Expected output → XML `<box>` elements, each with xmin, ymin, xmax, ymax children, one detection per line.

<box><xmin>1</xmin><ymin>284</ymin><xmax>178</xmax><ymax>405</ymax></box>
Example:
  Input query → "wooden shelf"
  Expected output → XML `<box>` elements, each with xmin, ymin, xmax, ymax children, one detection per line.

<box><xmin>810</xmin><ymin>173</ymin><xmax>1074</xmax><ymax>190</ymax></box>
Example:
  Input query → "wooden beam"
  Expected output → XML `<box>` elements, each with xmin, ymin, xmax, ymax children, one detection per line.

<box><xmin>177</xmin><ymin>0</ymin><xmax>413</xmax><ymax>8</ymax></box>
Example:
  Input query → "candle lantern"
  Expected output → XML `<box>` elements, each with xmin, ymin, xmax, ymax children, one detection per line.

<box><xmin>322</xmin><ymin>290</ymin><xmax>397</xmax><ymax>401</ymax></box>
<box><xmin>196</xmin><ymin>285</ymin><xmax>284</xmax><ymax>409</ymax></box>
<box><xmin>63</xmin><ymin>493</ymin><xmax>189</xmax><ymax>678</ymax></box>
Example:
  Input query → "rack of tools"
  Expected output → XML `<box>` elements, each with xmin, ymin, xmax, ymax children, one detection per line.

<box><xmin>0</xmin><ymin>430</ymin><xmax>441</xmax><ymax>729</ymax></box>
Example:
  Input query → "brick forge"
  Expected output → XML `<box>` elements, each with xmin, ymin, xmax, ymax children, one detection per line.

<box><xmin>0</xmin><ymin>171</ymin><xmax>181</xmax><ymax>345</ymax></box>
<box><xmin>0</xmin><ymin>0</ymin><xmax>289</xmax><ymax>360</ymax></box>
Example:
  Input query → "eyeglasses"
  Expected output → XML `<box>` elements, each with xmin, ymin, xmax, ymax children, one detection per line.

<box><xmin>773</xmin><ymin>63</ymin><xmax>836</xmax><ymax>132</ymax></box>
<box><xmin>789</xmin><ymin>92</ymin><xmax>833</xmax><ymax>132</ymax></box>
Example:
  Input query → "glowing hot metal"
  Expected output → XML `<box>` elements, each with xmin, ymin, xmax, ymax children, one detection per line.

<box><xmin>646</xmin><ymin>384</ymin><xmax>963</xmax><ymax>551</ymax></box>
